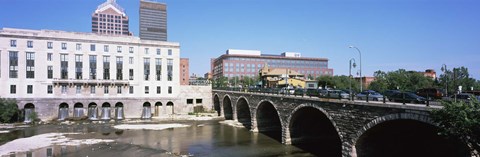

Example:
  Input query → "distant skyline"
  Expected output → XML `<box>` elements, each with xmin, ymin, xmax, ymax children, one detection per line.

<box><xmin>1</xmin><ymin>0</ymin><xmax>479</xmax><ymax>79</ymax></box>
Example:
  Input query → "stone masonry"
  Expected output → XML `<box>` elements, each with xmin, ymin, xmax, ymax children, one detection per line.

<box><xmin>213</xmin><ymin>90</ymin><xmax>435</xmax><ymax>157</ymax></box>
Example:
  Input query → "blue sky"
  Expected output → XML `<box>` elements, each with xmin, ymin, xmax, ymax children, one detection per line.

<box><xmin>1</xmin><ymin>0</ymin><xmax>479</xmax><ymax>79</ymax></box>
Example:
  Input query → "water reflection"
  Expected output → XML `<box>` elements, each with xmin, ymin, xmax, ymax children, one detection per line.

<box><xmin>0</xmin><ymin>121</ymin><xmax>313</xmax><ymax>157</ymax></box>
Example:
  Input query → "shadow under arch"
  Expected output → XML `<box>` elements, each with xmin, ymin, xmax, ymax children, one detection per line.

<box><xmin>255</xmin><ymin>100</ymin><xmax>282</xmax><ymax>142</ymax></box>
<box><xmin>353</xmin><ymin>113</ymin><xmax>469</xmax><ymax>157</ymax></box>
<box><xmin>222</xmin><ymin>95</ymin><xmax>233</xmax><ymax>120</ymax></box>
<box><xmin>236</xmin><ymin>97</ymin><xmax>251</xmax><ymax>130</ymax></box>
<box><xmin>213</xmin><ymin>94</ymin><xmax>220</xmax><ymax>116</ymax></box>
<box><xmin>288</xmin><ymin>104</ymin><xmax>342</xmax><ymax>157</ymax></box>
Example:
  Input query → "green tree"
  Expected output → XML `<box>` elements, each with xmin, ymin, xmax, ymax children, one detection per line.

<box><xmin>369</xmin><ymin>70</ymin><xmax>388</xmax><ymax>92</ymax></box>
<box><xmin>438</xmin><ymin>66</ymin><xmax>476</xmax><ymax>94</ymax></box>
<box><xmin>0</xmin><ymin>98</ymin><xmax>19</xmax><ymax>123</ymax></box>
<box><xmin>316</xmin><ymin>75</ymin><xmax>359</xmax><ymax>91</ymax></box>
<box><xmin>213</xmin><ymin>76</ymin><xmax>228</xmax><ymax>88</ymax></box>
<box><xmin>368</xmin><ymin>69</ymin><xmax>434</xmax><ymax>92</ymax></box>
<box><xmin>431</xmin><ymin>98</ymin><xmax>480</xmax><ymax>156</ymax></box>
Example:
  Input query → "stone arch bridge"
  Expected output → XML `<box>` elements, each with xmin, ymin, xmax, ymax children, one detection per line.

<box><xmin>213</xmin><ymin>90</ymin><xmax>468</xmax><ymax>157</ymax></box>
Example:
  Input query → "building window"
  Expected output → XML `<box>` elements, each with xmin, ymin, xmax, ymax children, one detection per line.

<box><xmin>144</xmin><ymin>58</ymin><xmax>150</xmax><ymax>81</ymax></box>
<box><xmin>156</xmin><ymin>48</ymin><xmax>161</xmax><ymax>55</ymax></box>
<box><xmin>104</xmin><ymin>85</ymin><xmax>109</xmax><ymax>94</ymax></box>
<box><xmin>187</xmin><ymin>99</ymin><xmax>193</xmax><ymax>104</ymax></box>
<box><xmin>129</xmin><ymin>47</ymin><xmax>133</xmax><ymax>53</ymax></box>
<box><xmin>61</xmin><ymin>43</ymin><xmax>67</xmax><ymax>50</ymax></box>
<box><xmin>89</xmin><ymin>55</ymin><xmax>97</xmax><ymax>79</ymax></box>
<box><xmin>76</xmin><ymin>85</ymin><xmax>81</xmax><ymax>94</ymax></box>
<box><xmin>104</xmin><ymin>45</ymin><xmax>109</xmax><ymax>52</ymax></box>
<box><xmin>155</xmin><ymin>58</ymin><xmax>161</xmax><ymax>81</ymax></box>
<box><xmin>75</xmin><ymin>55</ymin><xmax>83</xmax><ymax>79</ymax></box>
<box><xmin>144</xmin><ymin>48</ymin><xmax>149</xmax><ymax>54</ymax></box>
<box><xmin>60</xmin><ymin>54</ymin><xmax>68</xmax><ymax>79</ymax></box>
<box><xmin>26</xmin><ymin>52</ymin><xmax>35</xmax><ymax>79</ymax></box>
<box><xmin>156</xmin><ymin>86</ymin><xmax>161</xmax><ymax>94</ymax></box>
<box><xmin>103</xmin><ymin>56</ymin><xmax>110</xmax><ymax>80</ymax></box>
<box><xmin>145</xmin><ymin>86</ymin><xmax>149</xmax><ymax>94</ymax></box>
<box><xmin>27</xmin><ymin>41</ymin><xmax>33</xmax><ymax>48</ymax></box>
<box><xmin>129</xmin><ymin>69</ymin><xmax>134</xmax><ymax>80</ymax></box>
<box><xmin>117</xmin><ymin>46</ymin><xmax>122</xmax><ymax>53</ymax></box>
<box><xmin>47</xmin><ymin>53</ymin><xmax>52</xmax><ymax>61</ymax></box>
<box><xmin>129</xmin><ymin>57</ymin><xmax>133</xmax><ymax>64</ymax></box>
<box><xmin>47</xmin><ymin>42</ymin><xmax>53</xmax><ymax>49</ymax></box>
<box><xmin>47</xmin><ymin>66</ymin><xmax>53</xmax><ymax>79</ymax></box>
<box><xmin>129</xmin><ymin>86</ymin><xmax>134</xmax><ymax>94</ymax></box>
<box><xmin>167</xmin><ymin>59</ymin><xmax>173</xmax><ymax>81</ymax></box>
<box><xmin>168</xmin><ymin>86</ymin><xmax>172</xmax><ymax>94</ymax></box>
<box><xmin>47</xmin><ymin>85</ymin><xmax>53</xmax><ymax>94</ymax></box>
<box><xmin>168</xmin><ymin>49</ymin><xmax>172</xmax><ymax>56</ymax></box>
<box><xmin>117</xmin><ymin>85</ymin><xmax>122</xmax><ymax>94</ymax></box>
<box><xmin>91</xmin><ymin>86</ymin><xmax>96</xmax><ymax>94</ymax></box>
<box><xmin>76</xmin><ymin>43</ymin><xmax>82</xmax><ymax>51</ymax></box>
<box><xmin>10</xmin><ymin>40</ymin><xmax>16</xmax><ymax>47</ymax></box>
<box><xmin>10</xmin><ymin>85</ymin><xmax>16</xmax><ymax>94</ymax></box>
<box><xmin>196</xmin><ymin>99</ymin><xmax>203</xmax><ymax>104</ymax></box>
<box><xmin>116</xmin><ymin>57</ymin><xmax>123</xmax><ymax>80</ymax></box>
<box><xmin>61</xmin><ymin>85</ymin><xmax>68</xmax><ymax>94</ymax></box>
<box><xmin>90</xmin><ymin>44</ymin><xmax>96</xmax><ymax>51</ymax></box>
<box><xmin>9</xmin><ymin>51</ymin><xmax>18</xmax><ymax>78</ymax></box>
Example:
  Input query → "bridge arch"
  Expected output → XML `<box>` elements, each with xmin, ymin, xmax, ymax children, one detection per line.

<box><xmin>236</xmin><ymin>96</ymin><xmax>251</xmax><ymax>129</ymax></box>
<box><xmin>352</xmin><ymin>113</ymin><xmax>469</xmax><ymax>157</ymax></box>
<box><xmin>255</xmin><ymin>99</ymin><xmax>283</xmax><ymax>142</ymax></box>
<box><xmin>213</xmin><ymin>94</ymin><xmax>220</xmax><ymax>116</ymax></box>
<box><xmin>222</xmin><ymin>95</ymin><xmax>233</xmax><ymax>120</ymax></box>
<box><xmin>287</xmin><ymin>104</ymin><xmax>342</xmax><ymax>156</ymax></box>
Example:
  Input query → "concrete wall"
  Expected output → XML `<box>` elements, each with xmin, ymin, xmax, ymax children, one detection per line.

<box><xmin>178</xmin><ymin>85</ymin><xmax>213</xmax><ymax>112</ymax></box>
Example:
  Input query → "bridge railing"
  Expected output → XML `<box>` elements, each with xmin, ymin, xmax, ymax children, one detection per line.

<box><xmin>213</xmin><ymin>87</ymin><xmax>444</xmax><ymax>107</ymax></box>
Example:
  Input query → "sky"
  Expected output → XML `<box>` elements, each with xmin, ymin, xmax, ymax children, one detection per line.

<box><xmin>1</xmin><ymin>0</ymin><xmax>480</xmax><ymax>79</ymax></box>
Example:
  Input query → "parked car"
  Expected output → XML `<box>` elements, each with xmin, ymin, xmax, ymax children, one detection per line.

<box><xmin>306</xmin><ymin>88</ymin><xmax>320</xmax><ymax>97</ymax></box>
<box><xmin>416</xmin><ymin>88</ymin><xmax>445</xmax><ymax>99</ymax></box>
<box><xmin>389</xmin><ymin>92</ymin><xmax>426</xmax><ymax>104</ymax></box>
<box><xmin>356</xmin><ymin>90</ymin><xmax>384</xmax><ymax>101</ymax></box>
<box><xmin>279</xmin><ymin>87</ymin><xmax>295</xmax><ymax>95</ymax></box>
<box><xmin>294</xmin><ymin>88</ymin><xmax>305</xmax><ymax>95</ymax></box>
<box><xmin>442</xmin><ymin>93</ymin><xmax>477</xmax><ymax>103</ymax></box>
<box><xmin>320</xmin><ymin>90</ymin><xmax>349</xmax><ymax>99</ymax></box>
<box><xmin>383</xmin><ymin>90</ymin><xmax>401</xmax><ymax>98</ymax></box>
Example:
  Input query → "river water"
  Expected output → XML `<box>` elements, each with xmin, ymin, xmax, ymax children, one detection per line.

<box><xmin>0</xmin><ymin>120</ymin><xmax>314</xmax><ymax>157</ymax></box>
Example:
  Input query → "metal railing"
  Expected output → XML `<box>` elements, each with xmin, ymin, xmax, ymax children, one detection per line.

<box><xmin>213</xmin><ymin>87</ymin><xmax>446</xmax><ymax>107</ymax></box>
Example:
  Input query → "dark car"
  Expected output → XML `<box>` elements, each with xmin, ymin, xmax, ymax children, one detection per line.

<box><xmin>383</xmin><ymin>90</ymin><xmax>401</xmax><ymax>98</ymax></box>
<box><xmin>416</xmin><ymin>88</ymin><xmax>445</xmax><ymax>99</ymax></box>
<box><xmin>294</xmin><ymin>88</ymin><xmax>305</xmax><ymax>95</ymax></box>
<box><xmin>306</xmin><ymin>88</ymin><xmax>320</xmax><ymax>97</ymax></box>
<box><xmin>389</xmin><ymin>92</ymin><xmax>426</xmax><ymax>104</ymax></box>
<box><xmin>442</xmin><ymin>93</ymin><xmax>477</xmax><ymax>103</ymax></box>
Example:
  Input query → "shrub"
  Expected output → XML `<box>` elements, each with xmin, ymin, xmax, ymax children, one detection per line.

<box><xmin>0</xmin><ymin>98</ymin><xmax>19</xmax><ymax>123</ymax></box>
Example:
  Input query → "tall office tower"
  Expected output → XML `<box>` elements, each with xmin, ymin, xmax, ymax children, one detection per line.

<box><xmin>92</xmin><ymin>0</ymin><xmax>131</xmax><ymax>36</ymax></box>
<box><xmin>140</xmin><ymin>0</ymin><xmax>167</xmax><ymax>41</ymax></box>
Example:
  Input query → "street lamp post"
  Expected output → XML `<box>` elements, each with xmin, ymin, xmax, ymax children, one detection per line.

<box><xmin>349</xmin><ymin>46</ymin><xmax>363</xmax><ymax>91</ymax></box>
<box><xmin>349</xmin><ymin>58</ymin><xmax>357</xmax><ymax>101</ymax></box>
<box><xmin>441</xmin><ymin>64</ymin><xmax>448</xmax><ymax>96</ymax></box>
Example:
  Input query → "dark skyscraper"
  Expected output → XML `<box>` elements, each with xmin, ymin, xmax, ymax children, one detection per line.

<box><xmin>140</xmin><ymin>0</ymin><xmax>167</xmax><ymax>41</ymax></box>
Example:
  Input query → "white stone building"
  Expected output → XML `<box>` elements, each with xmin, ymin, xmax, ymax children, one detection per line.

<box><xmin>0</xmin><ymin>28</ymin><xmax>212</xmax><ymax>122</ymax></box>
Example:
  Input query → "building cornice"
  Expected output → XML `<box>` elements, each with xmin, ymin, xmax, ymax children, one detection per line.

<box><xmin>1</xmin><ymin>28</ymin><xmax>180</xmax><ymax>48</ymax></box>
<box><xmin>217</xmin><ymin>54</ymin><xmax>329</xmax><ymax>61</ymax></box>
